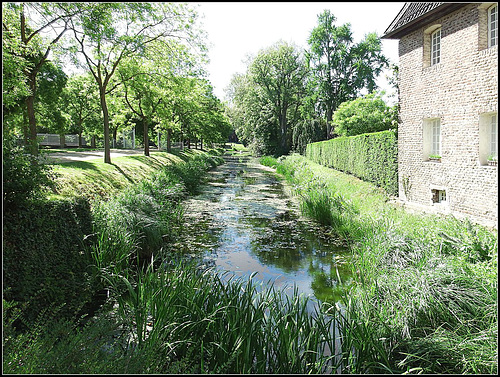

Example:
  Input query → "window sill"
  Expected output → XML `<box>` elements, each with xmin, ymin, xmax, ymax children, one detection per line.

<box><xmin>479</xmin><ymin>163</ymin><xmax>497</xmax><ymax>167</ymax></box>
<box><xmin>422</xmin><ymin>63</ymin><xmax>443</xmax><ymax>74</ymax></box>
<box><xmin>478</xmin><ymin>44</ymin><xmax>498</xmax><ymax>56</ymax></box>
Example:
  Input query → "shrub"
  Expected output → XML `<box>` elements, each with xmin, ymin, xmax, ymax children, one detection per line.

<box><xmin>332</xmin><ymin>92</ymin><xmax>397</xmax><ymax>137</ymax></box>
<box><xmin>306</xmin><ymin>130</ymin><xmax>398</xmax><ymax>196</ymax></box>
<box><xmin>3</xmin><ymin>197</ymin><xmax>95</xmax><ymax>326</ymax></box>
<box><xmin>259</xmin><ymin>155</ymin><xmax>278</xmax><ymax>168</ymax></box>
<box><xmin>2</xmin><ymin>135</ymin><xmax>56</xmax><ymax>210</ymax></box>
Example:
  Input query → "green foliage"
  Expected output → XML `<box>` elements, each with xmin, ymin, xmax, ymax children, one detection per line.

<box><xmin>306</xmin><ymin>10</ymin><xmax>389</xmax><ymax>133</ymax></box>
<box><xmin>292</xmin><ymin>118</ymin><xmax>326</xmax><ymax>154</ymax></box>
<box><xmin>61</xmin><ymin>73</ymin><xmax>102</xmax><ymax>140</ymax></box>
<box><xmin>332</xmin><ymin>92</ymin><xmax>397</xmax><ymax>137</ymax></box>
<box><xmin>3</xmin><ymin>261</ymin><xmax>342</xmax><ymax>374</ymax></box>
<box><xmin>258</xmin><ymin>155</ymin><xmax>278</xmax><ymax>168</ymax></box>
<box><xmin>68</xmin><ymin>2</ymin><xmax>208</xmax><ymax>163</ymax></box>
<box><xmin>35</xmin><ymin>61</ymin><xmax>69</xmax><ymax>134</ymax></box>
<box><xmin>1</xmin><ymin>2</ymin><xmax>77</xmax><ymax>152</ymax></box>
<box><xmin>228</xmin><ymin>41</ymin><xmax>308</xmax><ymax>156</ymax></box>
<box><xmin>2</xmin><ymin>3</ymin><xmax>31</xmax><ymax>112</ymax></box>
<box><xmin>306</xmin><ymin>130</ymin><xmax>398</xmax><ymax>196</ymax></box>
<box><xmin>2</xmin><ymin>135</ymin><xmax>56</xmax><ymax>210</ymax></box>
<box><xmin>91</xmin><ymin>153</ymin><xmax>222</xmax><ymax>267</ymax></box>
<box><xmin>3</xmin><ymin>197</ymin><xmax>95</xmax><ymax>327</ymax></box>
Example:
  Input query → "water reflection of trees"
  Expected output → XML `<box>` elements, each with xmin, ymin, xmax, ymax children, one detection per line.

<box><xmin>242</xmin><ymin>212</ymin><xmax>352</xmax><ymax>302</ymax></box>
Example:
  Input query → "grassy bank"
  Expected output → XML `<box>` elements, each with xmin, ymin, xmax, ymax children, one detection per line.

<box><xmin>48</xmin><ymin>149</ymin><xmax>219</xmax><ymax>200</ymax></box>
<box><xmin>260</xmin><ymin>153</ymin><xmax>498</xmax><ymax>374</ymax></box>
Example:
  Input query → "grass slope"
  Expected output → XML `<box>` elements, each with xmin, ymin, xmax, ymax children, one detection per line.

<box><xmin>48</xmin><ymin>149</ymin><xmax>209</xmax><ymax>200</ymax></box>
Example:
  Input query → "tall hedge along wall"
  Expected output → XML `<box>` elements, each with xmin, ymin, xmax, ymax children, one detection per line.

<box><xmin>305</xmin><ymin>130</ymin><xmax>398</xmax><ymax>196</ymax></box>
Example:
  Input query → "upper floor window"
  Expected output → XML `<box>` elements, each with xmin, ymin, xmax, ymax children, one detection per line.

<box><xmin>423</xmin><ymin>24</ymin><xmax>441</xmax><ymax>67</ymax></box>
<box><xmin>431</xmin><ymin>28</ymin><xmax>441</xmax><ymax>65</ymax></box>
<box><xmin>488</xmin><ymin>4</ymin><xmax>498</xmax><ymax>47</ymax></box>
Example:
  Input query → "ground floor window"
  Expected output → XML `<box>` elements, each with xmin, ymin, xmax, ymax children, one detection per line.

<box><xmin>423</xmin><ymin>118</ymin><xmax>441</xmax><ymax>160</ymax></box>
<box><xmin>432</xmin><ymin>189</ymin><xmax>446</xmax><ymax>204</ymax></box>
<box><xmin>479</xmin><ymin>112</ymin><xmax>498</xmax><ymax>165</ymax></box>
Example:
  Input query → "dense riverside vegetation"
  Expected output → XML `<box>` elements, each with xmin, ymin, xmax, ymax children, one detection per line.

<box><xmin>3</xmin><ymin>140</ymin><xmax>497</xmax><ymax>374</ymax></box>
<box><xmin>260</xmin><ymin>154</ymin><xmax>498</xmax><ymax>374</ymax></box>
<box><xmin>3</xmin><ymin>146</ymin><xmax>343</xmax><ymax>374</ymax></box>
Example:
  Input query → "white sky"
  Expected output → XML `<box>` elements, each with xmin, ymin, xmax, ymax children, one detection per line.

<box><xmin>195</xmin><ymin>2</ymin><xmax>405</xmax><ymax>103</ymax></box>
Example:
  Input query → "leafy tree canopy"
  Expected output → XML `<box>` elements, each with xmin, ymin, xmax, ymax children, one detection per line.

<box><xmin>306</xmin><ymin>9</ymin><xmax>388</xmax><ymax>137</ymax></box>
<box><xmin>332</xmin><ymin>92</ymin><xmax>397</xmax><ymax>137</ymax></box>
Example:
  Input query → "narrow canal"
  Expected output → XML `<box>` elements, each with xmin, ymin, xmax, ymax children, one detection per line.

<box><xmin>169</xmin><ymin>154</ymin><xmax>353</xmax><ymax>305</ymax></box>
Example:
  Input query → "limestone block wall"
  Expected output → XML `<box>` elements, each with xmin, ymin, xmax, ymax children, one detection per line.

<box><xmin>397</xmin><ymin>3</ymin><xmax>498</xmax><ymax>226</ymax></box>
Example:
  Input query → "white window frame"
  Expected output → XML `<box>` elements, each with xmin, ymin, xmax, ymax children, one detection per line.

<box><xmin>479</xmin><ymin>112</ymin><xmax>498</xmax><ymax>165</ymax></box>
<box><xmin>438</xmin><ymin>190</ymin><xmax>446</xmax><ymax>203</ymax></box>
<box><xmin>431</xmin><ymin>28</ymin><xmax>441</xmax><ymax>65</ymax></box>
<box><xmin>431</xmin><ymin>188</ymin><xmax>447</xmax><ymax>204</ymax></box>
<box><xmin>488</xmin><ymin>4</ymin><xmax>498</xmax><ymax>48</ymax></box>
<box><xmin>423</xmin><ymin>118</ymin><xmax>442</xmax><ymax>161</ymax></box>
<box><xmin>490</xmin><ymin>113</ymin><xmax>497</xmax><ymax>159</ymax></box>
<box><xmin>431</xmin><ymin>119</ymin><xmax>441</xmax><ymax>156</ymax></box>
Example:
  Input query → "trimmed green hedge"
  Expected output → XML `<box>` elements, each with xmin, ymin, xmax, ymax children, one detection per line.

<box><xmin>3</xmin><ymin>198</ymin><xmax>95</xmax><ymax>325</ymax></box>
<box><xmin>305</xmin><ymin>130</ymin><xmax>398</xmax><ymax>196</ymax></box>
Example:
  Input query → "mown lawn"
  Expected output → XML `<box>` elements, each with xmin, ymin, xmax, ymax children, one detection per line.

<box><xmin>48</xmin><ymin>149</ymin><xmax>211</xmax><ymax>200</ymax></box>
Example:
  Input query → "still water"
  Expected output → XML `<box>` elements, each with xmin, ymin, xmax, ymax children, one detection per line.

<box><xmin>169</xmin><ymin>154</ymin><xmax>352</xmax><ymax>304</ymax></box>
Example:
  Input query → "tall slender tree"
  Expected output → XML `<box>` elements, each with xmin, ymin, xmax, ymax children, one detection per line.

<box><xmin>307</xmin><ymin>10</ymin><xmax>388</xmax><ymax>138</ymax></box>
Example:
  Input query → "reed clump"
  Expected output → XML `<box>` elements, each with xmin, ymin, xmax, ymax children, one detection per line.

<box><xmin>267</xmin><ymin>153</ymin><xmax>497</xmax><ymax>374</ymax></box>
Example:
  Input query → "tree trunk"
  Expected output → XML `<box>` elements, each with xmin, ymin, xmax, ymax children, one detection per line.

<box><xmin>279</xmin><ymin>107</ymin><xmax>288</xmax><ymax>154</ymax></box>
<box><xmin>59</xmin><ymin>134</ymin><xmax>65</xmax><ymax>148</ymax></box>
<box><xmin>167</xmin><ymin>128</ymin><xmax>172</xmax><ymax>153</ymax></box>
<box><xmin>112</xmin><ymin>128</ymin><xmax>118</xmax><ymax>149</ymax></box>
<box><xmin>326</xmin><ymin>105</ymin><xmax>333</xmax><ymax>139</ymax></box>
<box><xmin>99</xmin><ymin>88</ymin><xmax>111</xmax><ymax>163</ymax></box>
<box><xmin>143</xmin><ymin>118</ymin><xmax>150</xmax><ymax>156</ymax></box>
<box><xmin>78</xmin><ymin>119</ymin><xmax>84</xmax><ymax>147</ymax></box>
<box><xmin>26</xmin><ymin>85</ymin><xmax>38</xmax><ymax>156</ymax></box>
<box><xmin>22</xmin><ymin>109</ymin><xmax>30</xmax><ymax>148</ymax></box>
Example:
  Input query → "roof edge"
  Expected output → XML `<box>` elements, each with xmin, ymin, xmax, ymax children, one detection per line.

<box><xmin>382</xmin><ymin>3</ymin><xmax>469</xmax><ymax>39</ymax></box>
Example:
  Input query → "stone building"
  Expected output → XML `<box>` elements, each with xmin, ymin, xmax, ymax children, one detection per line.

<box><xmin>383</xmin><ymin>2</ymin><xmax>498</xmax><ymax>228</ymax></box>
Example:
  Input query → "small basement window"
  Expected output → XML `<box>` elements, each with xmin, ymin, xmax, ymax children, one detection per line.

<box><xmin>432</xmin><ymin>189</ymin><xmax>447</xmax><ymax>203</ymax></box>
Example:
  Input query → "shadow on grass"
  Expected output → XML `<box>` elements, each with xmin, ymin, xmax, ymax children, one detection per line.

<box><xmin>56</xmin><ymin>160</ymin><xmax>101</xmax><ymax>171</ymax></box>
<box><xmin>111</xmin><ymin>163</ymin><xmax>134</xmax><ymax>184</ymax></box>
<box><xmin>171</xmin><ymin>148</ymin><xmax>205</xmax><ymax>162</ymax></box>
<box><xmin>127</xmin><ymin>154</ymin><xmax>181</xmax><ymax>168</ymax></box>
